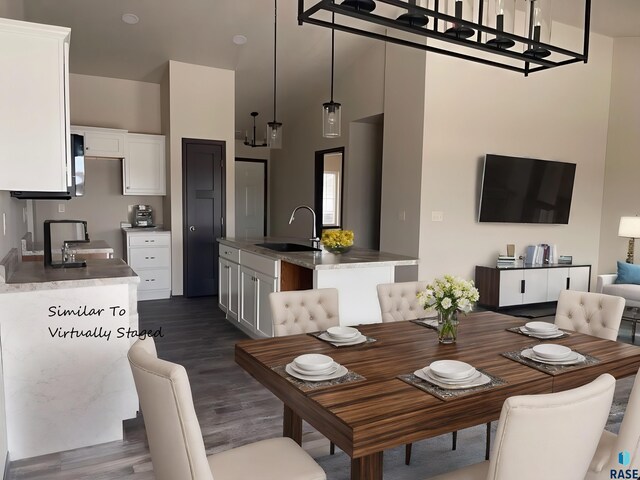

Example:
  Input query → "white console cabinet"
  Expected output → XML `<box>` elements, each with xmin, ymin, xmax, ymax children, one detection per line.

<box><xmin>476</xmin><ymin>264</ymin><xmax>591</xmax><ymax>309</ymax></box>
<box><xmin>123</xmin><ymin>229</ymin><xmax>171</xmax><ymax>301</ymax></box>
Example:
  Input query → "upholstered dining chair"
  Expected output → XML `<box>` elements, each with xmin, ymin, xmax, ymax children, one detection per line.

<box><xmin>128</xmin><ymin>338</ymin><xmax>326</xmax><ymax>480</ymax></box>
<box><xmin>586</xmin><ymin>368</ymin><xmax>640</xmax><ymax>479</ymax></box>
<box><xmin>377</xmin><ymin>280</ymin><xmax>491</xmax><ymax>465</ymax></box>
<box><xmin>269</xmin><ymin>287</ymin><xmax>340</xmax><ymax>455</ymax></box>
<box><xmin>555</xmin><ymin>290</ymin><xmax>626</xmax><ymax>341</ymax></box>
<box><xmin>427</xmin><ymin>373</ymin><xmax>616</xmax><ymax>480</ymax></box>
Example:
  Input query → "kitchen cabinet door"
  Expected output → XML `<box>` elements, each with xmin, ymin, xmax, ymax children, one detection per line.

<box><xmin>0</xmin><ymin>19</ymin><xmax>70</xmax><ymax>192</ymax></box>
<box><xmin>256</xmin><ymin>272</ymin><xmax>276</xmax><ymax>337</ymax></box>
<box><xmin>568</xmin><ymin>266</ymin><xmax>590</xmax><ymax>292</ymax></box>
<box><xmin>522</xmin><ymin>269</ymin><xmax>549</xmax><ymax>304</ymax></box>
<box><xmin>240</xmin><ymin>267</ymin><xmax>257</xmax><ymax>331</ymax></box>
<box><xmin>84</xmin><ymin>130</ymin><xmax>126</xmax><ymax>158</ymax></box>
<box><xmin>228</xmin><ymin>261</ymin><xmax>240</xmax><ymax>320</ymax></box>
<box><xmin>124</xmin><ymin>133</ymin><xmax>166</xmax><ymax>195</ymax></box>
<box><xmin>498</xmin><ymin>270</ymin><xmax>525</xmax><ymax>307</ymax></box>
<box><xmin>547</xmin><ymin>267</ymin><xmax>570</xmax><ymax>301</ymax></box>
<box><xmin>219</xmin><ymin>258</ymin><xmax>230</xmax><ymax>313</ymax></box>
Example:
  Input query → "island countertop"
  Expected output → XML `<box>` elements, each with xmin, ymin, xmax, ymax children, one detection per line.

<box><xmin>218</xmin><ymin>237</ymin><xmax>419</xmax><ymax>270</ymax></box>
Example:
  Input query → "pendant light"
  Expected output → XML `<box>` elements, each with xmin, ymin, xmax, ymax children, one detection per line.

<box><xmin>267</xmin><ymin>0</ymin><xmax>282</xmax><ymax>149</ymax></box>
<box><xmin>322</xmin><ymin>14</ymin><xmax>341</xmax><ymax>138</ymax></box>
<box><xmin>244</xmin><ymin>112</ymin><xmax>267</xmax><ymax>148</ymax></box>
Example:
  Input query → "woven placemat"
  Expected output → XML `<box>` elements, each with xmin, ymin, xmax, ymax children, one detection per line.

<box><xmin>398</xmin><ymin>369</ymin><xmax>507</xmax><ymax>401</ymax></box>
<box><xmin>501</xmin><ymin>347</ymin><xmax>599</xmax><ymax>375</ymax></box>
<box><xmin>272</xmin><ymin>364</ymin><xmax>366</xmax><ymax>392</ymax></box>
<box><xmin>308</xmin><ymin>331</ymin><xmax>377</xmax><ymax>348</ymax></box>
<box><xmin>410</xmin><ymin>318</ymin><xmax>439</xmax><ymax>330</ymax></box>
<box><xmin>506</xmin><ymin>326</ymin><xmax>571</xmax><ymax>339</ymax></box>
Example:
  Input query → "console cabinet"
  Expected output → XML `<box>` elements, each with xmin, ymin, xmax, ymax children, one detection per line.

<box><xmin>238</xmin><ymin>251</ymin><xmax>279</xmax><ymax>338</ymax></box>
<box><xmin>123</xmin><ymin>229</ymin><xmax>171</xmax><ymax>301</ymax></box>
<box><xmin>476</xmin><ymin>264</ymin><xmax>591</xmax><ymax>309</ymax></box>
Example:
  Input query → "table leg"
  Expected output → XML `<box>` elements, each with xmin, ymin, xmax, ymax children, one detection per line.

<box><xmin>283</xmin><ymin>405</ymin><xmax>302</xmax><ymax>445</ymax></box>
<box><xmin>351</xmin><ymin>452</ymin><xmax>383</xmax><ymax>480</ymax></box>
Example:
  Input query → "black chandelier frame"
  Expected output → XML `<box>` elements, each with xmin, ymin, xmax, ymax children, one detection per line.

<box><xmin>297</xmin><ymin>0</ymin><xmax>591</xmax><ymax>76</ymax></box>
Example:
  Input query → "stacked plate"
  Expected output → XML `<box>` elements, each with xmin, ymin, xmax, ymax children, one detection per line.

<box><xmin>414</xmin><ymin>360</ymin><xmax>491</xmax><ymax>389</ymax></box>
<box><xmin>521</xmin><ymin>343</ymin><xmax>585</xmax><ymax>365</ymax></box>
<box><xmin>318</xmin><ymin>326</ymin><xmax>367</xmax><ymax>346</ymax></box>
<box><xmin>285</xmin><ymin>353</ymin><xmax>348</xmax><ymax>381</ymax></box>
<box><xmin>520</xmin><ymin>321</ymin><xmax>564</xmax><ymax>339</ymax></box>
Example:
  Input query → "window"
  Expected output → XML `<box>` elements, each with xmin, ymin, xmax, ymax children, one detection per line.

<box><xmin>322</xmin><ymin>171</ymin><xmax>340</xmax><ymax>226</ymax></box>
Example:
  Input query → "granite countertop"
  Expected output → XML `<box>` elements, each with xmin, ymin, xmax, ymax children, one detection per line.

<box><xmin>218</xmin><ymin>237</ymin><xmax>419</xmax><ymax>270</ymax></box>
<box><xmin>121</xmin><ymin>226</ymin><xmax>170</xmax><ymax>233</ymax></box>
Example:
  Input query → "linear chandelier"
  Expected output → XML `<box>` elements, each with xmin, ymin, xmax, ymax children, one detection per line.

<box><xmin>297</xmin><ymin>0</ymin><xmax>592</xmax><ymax>76</ymax></box>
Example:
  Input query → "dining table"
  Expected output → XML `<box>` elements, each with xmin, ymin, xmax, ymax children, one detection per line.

<box><xmin>235</xmin><ymin>311</ymin><xmax>640</xmax><ymax>480</ymax></box>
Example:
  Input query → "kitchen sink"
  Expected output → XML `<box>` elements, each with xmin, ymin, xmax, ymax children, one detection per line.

<box><xmin>255</xmin><ymin>242</ymin><xmax>321</xmax><ymax>253</ymax></box>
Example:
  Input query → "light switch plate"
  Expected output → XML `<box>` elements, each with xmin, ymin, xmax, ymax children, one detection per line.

<box><xmin>58</xmin><ymin>204</ymin><xmax>65</xmax><ymax>213</ymax></box>
<box><xmin>432</xmin><ymin>211</ymin><xmax>444</xmax><ymax>222</ymax></box>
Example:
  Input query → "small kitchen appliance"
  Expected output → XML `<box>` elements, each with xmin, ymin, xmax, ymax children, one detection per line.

<box><xmin>132</xmin><ymin>205</ymin><xmax>154</xmax><ymax>227</ymax></box>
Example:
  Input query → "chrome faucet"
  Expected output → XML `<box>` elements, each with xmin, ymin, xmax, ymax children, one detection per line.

<box><xmin>288</xmin><ymin>205</ymin><xmax>320</xmax><ymax>249</ymax></box>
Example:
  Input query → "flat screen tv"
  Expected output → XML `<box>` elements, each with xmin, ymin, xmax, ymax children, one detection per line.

<box><xmin>478</xmin><ymin>154</ymin><xmax>576</xmax><ymax>224</ymax></box>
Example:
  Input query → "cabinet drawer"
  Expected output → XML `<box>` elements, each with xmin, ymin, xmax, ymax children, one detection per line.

<box><xmin>129</xmin><ymin>247</ymin><xmax>170</xmax><ymax>268</ymax></box>
<box><xmin>241</xmin><ymin>251</ymin><xmax>279</xmax><ymax>278</ymax></box>
<box><xmin>219</xmin><ymin>245</ymin><xmax>240</xmax><ymax>263</ymax></box>
<box><xmin>129</xmin><ymin>234</ymin><xmax>170</xmax><ymax>247</ymax></box>
<box><xmin>136</xmin><ymin>269</ymin><xmax>171</xmax><ymax>291</ymax></box>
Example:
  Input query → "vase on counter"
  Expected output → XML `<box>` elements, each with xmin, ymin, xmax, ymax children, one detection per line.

<box><xmin>437</xmin><ymin>310</ymin><xmax>459</xmax><ymax>344</ymax></box>
<box><xmin>324</xmin><ymin>245</ymin><xmax>352</xmax><ymax>254</ymax></box>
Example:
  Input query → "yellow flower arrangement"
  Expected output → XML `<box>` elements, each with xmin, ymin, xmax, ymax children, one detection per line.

<box><xmin>321</xmin><ymin>229</ymin><xmax>354</xmax><ymax>249</ymax></box>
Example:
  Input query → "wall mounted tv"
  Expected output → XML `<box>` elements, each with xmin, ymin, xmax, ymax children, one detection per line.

<box><xmin>478</xmin><ymin>154</ymin><xmax>576</xmax><ymax>224</ymax></box>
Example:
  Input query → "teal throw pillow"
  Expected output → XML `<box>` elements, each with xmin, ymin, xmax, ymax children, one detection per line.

<box><xmin>616</xmin><ymin>261</ymin><xmax>640</xmax><ymax>285</ymax></box>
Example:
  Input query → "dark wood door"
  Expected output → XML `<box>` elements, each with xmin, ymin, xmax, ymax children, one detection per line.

<box><xmin>183</xmin><ymin>139</ymin><xmax>225</xmax><ymax>297</ymax></box>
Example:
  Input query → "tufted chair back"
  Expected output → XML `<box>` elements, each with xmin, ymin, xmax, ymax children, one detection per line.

<box><xmin>270</xmin><ymin>288</ymin><xmax>340</xmax><ymax>336</ymax></box>
<box><xmin>377</xmin><ymin>281</ymin><xmax>430</xmax><ymax>323</ymax></box>
<box><xmin>555</xmin><ymin>290</ymin><xmax>625</xmax><ymax>341</ymax></box>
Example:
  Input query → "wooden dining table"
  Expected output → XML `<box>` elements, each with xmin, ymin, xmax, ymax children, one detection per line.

<box><xmin>235</xmin><ymin>311</ymin><xmax>640</xmax><ymax>480</ymax></box>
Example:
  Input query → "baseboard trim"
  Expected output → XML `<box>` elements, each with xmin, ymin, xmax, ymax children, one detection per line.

<box><xmin>3</xmin><ymin>452</ymin><xmax>9</xmax><ymax>480</ymax></box>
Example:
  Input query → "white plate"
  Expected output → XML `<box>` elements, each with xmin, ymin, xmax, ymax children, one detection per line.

<box><xmin>293</xmin><ymin>353</ymin><xmax>334</xmax><ymax>372</ymax></box>
<box><xmin>318</xmin><ymin>332</ymin><xmax>367</xmax><ymax>346</ymax></box>
<box><xmin>429</xmin><ymin>360</ymin><xmax>477</xmax><ymax>380</ymax></box>
<box><xmin>532</xmin><ymin>344</ymin><xmax>572</xmax><ymax>360</ymax></box>
<box><xmin>327</xmin><ymin>326</ymin><xmax>360</xmax><ymax>340</ymax></box>
<box><xmin>424</xmin><ymin>368</ymin><xmax>482</xmax><ymax>385</ymax></box>
<box><xmin>521</xmin><ymin>348</ymin><xmax>585</xmax><ymax>365</ymax></box>
<box><xmin>289</xmin><ymin>361</ymin><xmax>339</xmax><ymax>377</ymax></box>
<box><xmin>415</xmin><ymin>368</ymin><xmax>491</xmax><ymax>390</ymax></box>
<box><xmin>524</xmin><ymin>321</ymin><xmax>558</xmax><ymax>333</ymax></box>
<box><xmin>520</xmin><ymin>327</ymin><xmax>565</xmax><ymax>339</ymax></box>
<box><xmin>285</xmin><ymin>363</ymin><xmax>348</xmax><ymax>382</ymax></box>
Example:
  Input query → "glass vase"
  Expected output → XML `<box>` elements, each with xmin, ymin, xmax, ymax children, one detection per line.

<box><xmin>438</xmin><ymin>310</ymin><xmax>459</xmax><ymax>344</ymax></box>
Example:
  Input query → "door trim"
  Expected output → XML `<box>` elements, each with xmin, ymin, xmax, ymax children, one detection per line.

<box><xmin>314</xmin><ymin>146</ymin><xmax>345</xmax><ymax>237</ymax></box>
<box><xmin>182</xmin><ymin>138</ymin><xmax>226</xmax><ymax>296</ymax></box>
<box><xmin>235</xmin><ymin>158</ymin><xmax>268</xmax><ymax>236</ymax></box>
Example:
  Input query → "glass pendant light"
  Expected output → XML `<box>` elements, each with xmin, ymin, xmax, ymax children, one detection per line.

<box><xmin>322</xmin><ymin>14</ymin><xmax>341</xmax><ymax>138</ymax></box>
<box><xmin>485</xmin><ymin>0</ymin><xmax>516</xmax><ymax>49</ymax></box>
<box><xmin>524</xmin><ymin>0</ymin><xmax>552</xmax><ymax>58</ymax></box>
<box><xmin>267</xmin><ymin>0</ymin><xmax>282</xmax><ymax>149</ymax></box>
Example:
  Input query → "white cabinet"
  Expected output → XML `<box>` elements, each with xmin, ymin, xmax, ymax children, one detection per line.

<box><xmin>123</xmin><ymin>133</ymin><xmax>166</xmax><ymax>195</ymax></box>
<box><xmin>0</xmin><ymin>19</ymin><xmax>70</xmax><ymax>192</ymax></box>
<box><xmin>71</xmin><ymin>126</ymin><xmax>127</xmax><ymax>158</ymax></box>
<box><xmin>123</xmin><ymin>229</ymin><xmax>171</xmax><ymax>301</ymax></box>
<box><xmin>219</xmin><ymin>246</ymin><xmax>240</xmax><ymax>321</ymax></box>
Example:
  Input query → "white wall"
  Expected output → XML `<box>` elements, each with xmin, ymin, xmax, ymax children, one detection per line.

<box><xmin>418</xmin><ymin>25</ymin><xmax>614</xmax><ymax>287</ymax></box>
<box><xmin>598</xmin><ymin>37</ymin><xmax>640</xmax><ymax>273</ymax></box>
<box><xmin>166</xmin><ymin>61</ymin><xmax>235</xmax><ymax>295</ymax></box>
<box><xmin>0</xmin><ymin>0</ymin><xmax>23</xmax><ymax>20</ymax></box>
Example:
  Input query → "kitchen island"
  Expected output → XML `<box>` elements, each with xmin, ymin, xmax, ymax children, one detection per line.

<box><xmin>0</xmin><ymin>248</ymin><xmax>140</xmax><ymax>461</ymax></box>
<box><xmin>217</xmin><ymin>238</ymin><xmax>419</xmax><ymax>337</ymax></box>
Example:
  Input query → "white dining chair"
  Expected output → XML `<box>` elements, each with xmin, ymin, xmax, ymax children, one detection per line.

<box><xmin>586</xmin><ymin>368</ymin><xmax>640</xmax><ymax>479</ymax></box>
<box><xmin>128</xmin><ymin>338</ymin><xmax>326</xmax><ymax>480</ymax></box>
<box><xmin>426</xmin><ymin>374</ymin><xmax>616</xmax><ymax>480</ymax></box>
<box><xmin>555</xmin><ymin>290</ymin><xmax>625</xmax><ymax>341</ymax></box>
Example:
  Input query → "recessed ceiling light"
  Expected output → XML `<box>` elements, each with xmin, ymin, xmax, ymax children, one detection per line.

<box><xmin>233</xmin><ymin>35</ymin><xmax>248</xmax><ymax>45</ymax></box>
<box><xmin>122</xmin><ymin>13</ymin><xmax>140</xmax><ymax>25</ymax></box>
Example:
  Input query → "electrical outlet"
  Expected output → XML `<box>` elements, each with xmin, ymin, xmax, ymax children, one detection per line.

<box><xmin>432</xmin><ymin>211</ymin><xmax>444</xmax><ymax>222</ymax></box>
<box><xmin>58</xmin><ymin>204</ymin><xmax>65</xmax><ymax>213</ymax></box>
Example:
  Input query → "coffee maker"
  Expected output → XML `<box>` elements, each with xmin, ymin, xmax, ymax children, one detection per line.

<box><xmin>132</xmin><ymin>205</ymin><xmax>154</xmax><ymax>227</ymax></box>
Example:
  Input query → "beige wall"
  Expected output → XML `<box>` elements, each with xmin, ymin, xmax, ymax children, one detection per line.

<box><xmin>418</xmin><ymin>25</ymin><xmax>614</xmax><ymax>287</ymax></box>
<box><xmin>0</xmin><ymin>192</ymin><xmax>27</xmax><ymax>261</ymax></box>
<box><xmin>598</xmin><ymin>37</ymin><xmax>640</xmax><ymax>273</ymax></box>
<box><xmin>70</xmin><ymin>73</ymin><xmax>161</xmax><ymax>134</ymax></box>
<box><xmin>235</xmin><ymin>139</ymin><xmax>271</xmax><ymax>161</ymax></box>
<box><xmin>166</xmin><ymin>61</ymin><xmax>235</xmax><ymax>295</ymax></box>
<box><xmin>0</xmin><ymin>0</ymin><xmax>24</xmax><ymax>20</ymax></box>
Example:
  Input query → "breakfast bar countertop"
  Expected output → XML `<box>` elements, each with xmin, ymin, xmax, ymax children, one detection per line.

<box><xmin>218</xmin><ymin>237</ymin><xmax>419</xmax><ymax>270</ymax></box>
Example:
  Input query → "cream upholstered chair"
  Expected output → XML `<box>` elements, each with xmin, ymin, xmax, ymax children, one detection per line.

<box><xmin>427</xmin><ymin>374</ymin><xmax>616</xmax><ymax>480</ymax></box>
<box><xmin>128</xmin><ymin>338</ymin><xmax>326</xmax><ymax>480</ymax></box>
<box><xmin>377</xmin><ymin>281</ymin><xmax>430</xmax><ymax>322</ymax></box>
<box><xmin>270</xmin><ymin>288</ymin><xmax>340</xmax><ymax>336</ymax></box>
<box><xmin>555</xmin><ymin>290</ymin><xmax>625</xmax><ymax>341</ymax></box>
<box><xmin>586</xmin><ymin>368</ymin><xmax>640</xmax><ymax>479</ymax></box>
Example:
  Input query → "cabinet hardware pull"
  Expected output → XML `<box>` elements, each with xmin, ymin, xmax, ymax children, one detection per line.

<box><xmin>520</xmin><ymin>279</ymin><xmax>525</xmax><ymax>294</ymax></box>
<box><xmin>566</xmin><ymin>277</ymin><xmax>570</xmax><ymax>289</ymax></box>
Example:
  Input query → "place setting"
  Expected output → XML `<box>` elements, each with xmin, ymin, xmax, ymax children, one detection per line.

<box><xmin>502</xmin><ymin>343</ymin><xmax>600</xmax><ymax>374</ymax></box>
<box><xmin>309</xmin><ymin>326</ymin><xmax>376</xmax><ymax>347</ymax></box>
<box><xmin>399</xmin><ymin>359</ymin><xmax>506</xmax><ymax>400</ymax></box>
<box><xmin>507</xmin><ymin>321</ymin><xmax>570</xmax><ymax>339</ymax></box>
<box><xmin>273</xmin><ymin>353</ymin><xmax>366</xmax><ymax>391</ymax></box>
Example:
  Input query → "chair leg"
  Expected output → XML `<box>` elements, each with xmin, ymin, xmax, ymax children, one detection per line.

<box><xmin>485</xmin><ymin>422</ymin><xmax>491</xmax><ymax>460</ymax></box>
<box><xmin>330</xmin><ymin>441</ymin><xmax>335</xmax><ymax>455</ymax></box>
<box><xmin>405</xmin><ymin>443</ymin><xmax>412</xmax><ymax>465</ymax></box>
<box><xmin>452</xmin><ymin>430</ymin><xmax>457</xmax><ymax>451</ymax></box>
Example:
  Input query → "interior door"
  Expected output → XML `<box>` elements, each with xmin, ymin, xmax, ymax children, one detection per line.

<box><xmin>183</xmin><ymin>139</ymin><xmax>225</xmax><ymax>297</ymax></box>
<box><xmin>235</xmin><ymin>159</ymin><xmax>266</xmax><ymax>238</ymax></box>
